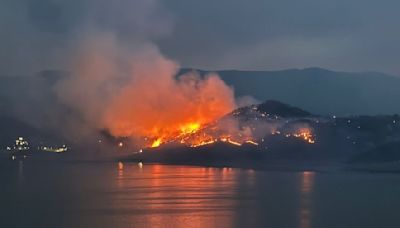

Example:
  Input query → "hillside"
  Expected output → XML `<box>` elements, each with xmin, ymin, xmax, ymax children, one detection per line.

<box><xmin>124</xmin><ymin>100</ymin><xmax>400</xmax><ymax>168</ymax></box>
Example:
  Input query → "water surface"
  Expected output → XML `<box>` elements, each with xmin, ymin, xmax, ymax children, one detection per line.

<box><xmin>1</xmin><ymin>160</ymin><xmax>400</xmax><ymax>228</ymax></box>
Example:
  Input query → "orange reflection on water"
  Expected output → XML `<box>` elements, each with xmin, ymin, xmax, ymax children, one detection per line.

<box><xmin>301</xmin><ymin>171</ymin><xmax>315</xmax><ymax>193</ymax></box>
<box><xmin>113</xmin><ymin>164</ymin><xmax>238</xmax><ymax>228</ymax></box>
<box><xmin>299</xmin><ymin>171</ymin><xmax>315</xmax><ymax>228</ymax></box>
<box><xmin>146</xmin><ymin>165</ymin><xmax>236</xmax><ymax>228</ymax></box>
<box><xmin>118</xmin><ymin>162</ymin><xmax>124</xmax><ymax>170</ymax></box>
<box><xmin>116</xmin><ymin>162</ymin><xmax>124</xmax><ymax>192</ymax></box>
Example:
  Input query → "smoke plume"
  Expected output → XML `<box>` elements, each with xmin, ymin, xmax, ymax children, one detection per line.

<box><xmin>57</xmin><ymin>34</ymin><xmax>236</xmax><ymax>142</ymax></box>
<box><xmin>52</xmin><ymin>1</ymin><xmax>236</xmax><ymax>144</ymax></box>
<box><xmin>0</xmin><ymin>0</ymin><xmax>238</xmax><ymax>147</ymax></box>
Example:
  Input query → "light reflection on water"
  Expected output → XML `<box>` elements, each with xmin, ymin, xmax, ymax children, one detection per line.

<box><xmin>17</xmin><ymin>160</ymin><xmax>24</xmax><ymax>185</ymax></box>
<box><xmin>114</xmin><ymin>163</ymin><xmax>239</xmax><ymax>228</ymax></box>
<box><xmin>2</xmin><ymin>161</ymin><xmax>400</xmax><ymax>228</ymax></box>
<box><xmin>299</xmin><ymin>171</ymin><xmax>315</xmax><ymax>228</ymax></box>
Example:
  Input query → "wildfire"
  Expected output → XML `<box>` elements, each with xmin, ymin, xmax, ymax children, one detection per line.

<box><xmin>103</xmin><ymin>70</ymin><xmax>237</xmax><ymax>147</ymax></box>
<box><xmin>293</xmin><ymin>128</ymin><xmax>316</xmax><ymax>144</ymax></box>
<box><xmin>145</xmin><ymin>121</ymin><xmax>316</xmax><ymax>149</ymax></box>
<box><xmin>58</xmin><ymin>23</ymin><xmax>317</xmax><ymax>152</ymax></box>
<box><xmin>149</xmin><ymin>122</ymin><xmax>203</xmax><ymax>148</ymax></box>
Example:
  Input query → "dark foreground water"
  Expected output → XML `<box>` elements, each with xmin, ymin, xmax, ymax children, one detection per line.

<box><xmin>1</xmin><ymin>159</ymin><xmax>400</xmax><ymax>228</ymax></box>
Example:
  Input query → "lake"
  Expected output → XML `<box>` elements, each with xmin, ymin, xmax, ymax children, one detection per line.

<box><xmin>1</xmin><ymin>159</ymin><xmax>400</xmax><ymax>228</ymax></box>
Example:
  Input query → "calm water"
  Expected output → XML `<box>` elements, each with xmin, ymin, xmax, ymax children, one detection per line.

<box><xmin>1</xmin><ymin>160</ymin><xmax>400</xmax><ymax>228</ymax></box>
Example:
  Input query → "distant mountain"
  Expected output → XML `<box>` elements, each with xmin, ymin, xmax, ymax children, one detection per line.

<box><xmin>181</xmin><ymin>67</ymin><xmax>400</xmax><ymax>116</ymax></box>
<box><xmin>2</xmin><ymin>68</ymin><xmax>400</xmax><ymax>117</ymax></box>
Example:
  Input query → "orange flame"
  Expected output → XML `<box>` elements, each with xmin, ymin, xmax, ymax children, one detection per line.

<box><xmin>151</xmin><ymin>138</ymin><xmax>162</xmax><ymax>148</ymax></box>
<box><xmin>293</xmin><ymin>128</ymin><xmax>316</xmax><ymax>144</ymax></box>
<box><xmin>180</xmin><ymin>123</ymin><xmax>201</xmax><ymax>135</ymax></box>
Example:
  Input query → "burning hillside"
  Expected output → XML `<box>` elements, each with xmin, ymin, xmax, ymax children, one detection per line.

<box><xmin>140</xmin><ymin>100</ymin><xmax>317</xmax><ymax>149</ymax></box>
<box><xmin>123</xmin><ymin>100</ymin><xmax>400</xmax><ymax>168</ymax></box>
<box><xmin>119</xmin><ymin>100</ymin><xmax>328</xmax><ymax>169</ymax></box>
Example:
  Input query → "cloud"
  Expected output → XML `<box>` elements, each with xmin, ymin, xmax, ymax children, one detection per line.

<box><xmin>1</xmin><ymin>0</ymin><xmax>400</xmax><ymax>75</ymax></box>
<box><xmin>0</xmin><ymin>0</ymin><xmax>173</xmax><ymax>75</ymax></box>
<box><xmin>159</xmin><ymin>0</ymin><xmax>400</xmax><ymax>75</ymax></box>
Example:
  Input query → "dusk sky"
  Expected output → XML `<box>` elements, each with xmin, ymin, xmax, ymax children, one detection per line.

<box><xmin>1</xmin><ymin>0</ymin><xmax>400</xmax><ymax>75</ymax></box>
<box><xmin>3</xmin><ymin>2</ymin><xmax>400</xmax><ymax>227</ymax></box>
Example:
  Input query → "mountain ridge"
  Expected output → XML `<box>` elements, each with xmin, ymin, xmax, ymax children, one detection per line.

<box><xmin>180</xmin><ymin>67</ymin><xmax>400</xmax><ymax>115</ymax></box>
<box><xmin>2</xmin><ymin>67</ymin><xmax>400</xmax><ymax>117</ymax></box>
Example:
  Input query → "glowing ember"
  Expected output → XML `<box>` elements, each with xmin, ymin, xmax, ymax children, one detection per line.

<box><xmin>190</xmin><ymin>139</ymin><xmax>217</xmax><ymax>147</ymax></box>
<box><xmin>226</xmin><ymin>139</ymin><xmax>242</xmax><ymax>146</ymax></box>
<box><xmin>293</xmin><ymin>128</ymin><xmax>316</xmax><ymax>144</ymax></box>
<box><xmin>245</xmin><ymin>140</ymin><xmax>259</xmax><ymax>146</ymax></box>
